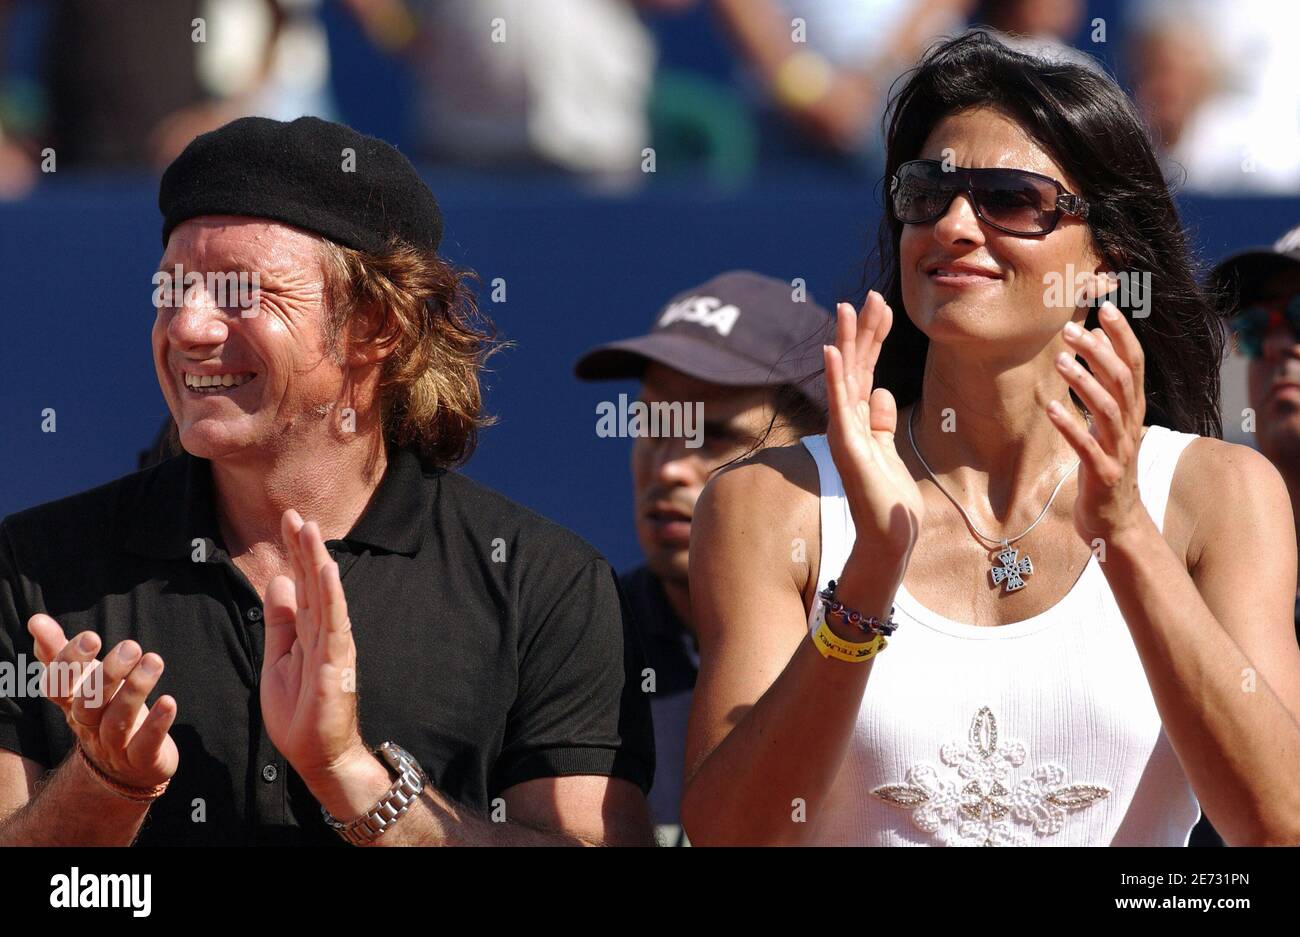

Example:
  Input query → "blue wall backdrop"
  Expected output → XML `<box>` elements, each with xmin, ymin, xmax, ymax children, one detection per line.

<box><xmin>2</xmin><ymin>174</ymin><xmax>1298</xmax><ymax>573</ymax></box>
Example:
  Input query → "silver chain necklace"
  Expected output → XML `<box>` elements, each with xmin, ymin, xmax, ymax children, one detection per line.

<box><xmin>906</xmin><ymin>402</ymin><xmax>1082</xmax><ymax>593</ymax></box>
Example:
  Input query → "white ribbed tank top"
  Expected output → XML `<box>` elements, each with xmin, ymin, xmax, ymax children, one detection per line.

<box><xmin>801</xmin><ymin>424</ymin><xmax>1201</xmax><ymax>846</ymax></box>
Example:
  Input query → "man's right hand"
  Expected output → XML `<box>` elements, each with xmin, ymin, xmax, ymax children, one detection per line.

<box><xmin>26</xmin><ymin>614</ymin><xmax>178</xmax><ymax>791</ymax></box>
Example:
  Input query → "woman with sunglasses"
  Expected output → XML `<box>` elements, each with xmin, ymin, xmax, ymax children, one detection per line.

<box><xmin>680</xmin><ymin>30</ymin><xmax>1300</xmax><ymax>847</ymax></box>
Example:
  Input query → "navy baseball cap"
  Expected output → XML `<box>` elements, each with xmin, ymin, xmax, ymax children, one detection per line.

<box><xmin>573</xmin><ymin>270</ymin><xmax>833</xmax><ymax>407</ymax></box>
<box><xmin>1209</xmin><ymin>224</ymin><xmax>1300</xmax><ymax>309</ymax></box>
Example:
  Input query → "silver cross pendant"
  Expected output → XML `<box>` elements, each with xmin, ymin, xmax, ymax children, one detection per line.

<box><xmin>990</xmin><ymin>542</ymin><xmax>1033</xmax><ymax>593</ymax></box>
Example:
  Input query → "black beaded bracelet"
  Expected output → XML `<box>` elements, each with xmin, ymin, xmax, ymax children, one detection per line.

<box><xmin>819</xmin><ymin>580</ymin><xmax>898</xmax><ymax>637</ymax></box>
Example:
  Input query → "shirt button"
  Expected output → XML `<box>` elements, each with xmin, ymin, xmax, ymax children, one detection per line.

<box><xmin>246</xmin><ymin>607</ymin><xmax>263</xmax><ymax>623</ymax></box>
<box><xmin>261</xmin><ymin>763</ymin><xmax>278</xmax><ymax>783</ymax></box>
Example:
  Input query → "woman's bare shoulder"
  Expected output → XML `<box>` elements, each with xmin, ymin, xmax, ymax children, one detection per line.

<box><xmin>1168</xmin><ymin>434</ymin><xmax>1292</xmax><ymax>568</ymax></box>
<box><xmin>705</xmin><ymin>441</ymin><xmax>822</xmax><ymax>512</ymax></box>
<box><xmin>695</xmin><ymin>441</ymin><xmax>825</xmax><ymax>565</ymax></box>
<box><xmin>692</xmin><ymin>440</ymin><xmax>827</xmax><ymax>620</ymax></box>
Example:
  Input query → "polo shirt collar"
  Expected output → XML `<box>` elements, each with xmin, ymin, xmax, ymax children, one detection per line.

<box><xmin>342</xmin><ymin>444</ymin><xmax>430</xmax><ymax>555</ymax></box>
<box><xmin>121</xmin><ymin>444</ymin><xmax>432</xmax><ymax>559</ymax></box>
<box><xmin>120</xmin><ymin>452</ymin><xmax>219</xmax><ymax>560</ymax></box>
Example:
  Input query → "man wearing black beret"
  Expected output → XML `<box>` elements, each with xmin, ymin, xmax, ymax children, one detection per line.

<box><xmin>0</xmin><ymin>116</ymin><xmax>655</xmax><ymax>846</ymax></box>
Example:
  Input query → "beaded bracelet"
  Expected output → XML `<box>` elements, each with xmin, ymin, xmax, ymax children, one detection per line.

<box><xmin>818</xmin><ymin>579</ymin><xmax>898</xmax><ymax>637</ymax></box>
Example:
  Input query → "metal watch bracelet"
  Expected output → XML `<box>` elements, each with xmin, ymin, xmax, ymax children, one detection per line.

<box><xmin>320</xmin><ymin>741</ymin><xmax>428</xmax><ymax>846</ymax></box>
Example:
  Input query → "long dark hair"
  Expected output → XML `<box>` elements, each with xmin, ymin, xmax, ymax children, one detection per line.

<box><xmin>871</xmin><ymin>29</ymin><xmax>1224</xmax><ymax>437</ymax></box>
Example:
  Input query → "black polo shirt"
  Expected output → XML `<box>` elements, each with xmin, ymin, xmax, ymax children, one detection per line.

<box><xmin>0</xmin><ymin>445</ymin><xmax>654</xmax><ymax>845</ymax></box>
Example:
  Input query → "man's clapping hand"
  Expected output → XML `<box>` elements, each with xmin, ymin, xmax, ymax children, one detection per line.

<box><xmin>260</xmin><ymin>509</ymin><xmax>378</xmax><ymax>810</ymax></box>
<box><xmin>25</xmin><ymin>616</ymin><xmax>179</xmax><ymax>791</ymax></box>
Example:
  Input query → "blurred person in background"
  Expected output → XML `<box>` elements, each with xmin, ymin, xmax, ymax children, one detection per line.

<box><xmin>0</xmin><ymin>0</ymin><xmax>36</xmax><ymax>197</ymax></box>
<box><xmin>974</xmin><ymin>0</ymin><xmax>1081</xmax><ymax>38</ymax></box>
<box><xmin>0</xmin><ymin>112</ymin><xmax>34</xmax><ymax>200</ymax></box>
<box><xmin>1126</xmin><ymin>0</ymin><xmax>1300</xmax><ymax>194</ymax></box>
<box><xmin>1176</xmin><ymin>223</ymin><xmax>1300</xmax><ymax>848</ymax></box>
<box><xmin>709</xmin><ymin>0</ymin><xmax>970</xmax><ymax>167</ymax></box>
<box><xmin>1211</xmin><ymin>226</ymin><xmax>1300</xmax><ymax>641</ymax></box>
<box><xmin>0</xmin><ymin>0</ymin><xmax>209</xmax><ymax>194</ymax></box>
<box><xmin>0</xmin><ymin>0</ymin><xmax>336</xmax><ymax>197</ymax></box>
<box><xmin>189</xmin><ymin>0</ymin><xmax>339</xmax><ymax>127</ymax></box>
<box><xmin>403</xmin><ymin>0</ymin><xmax>690</xmax><ymax>181</ymax></box>
<box><xmin>971</xmin><ymin>0</ymin><xmax>1100</xmax><ymax>69</ymax></box>
<box><xmin>575</xmin><ymin>271</ymin><xmax>829</xmax><ymax>844</ymax></box>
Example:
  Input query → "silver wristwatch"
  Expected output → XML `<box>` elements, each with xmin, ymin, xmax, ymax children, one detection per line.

<box><xmin>320</xmin><ymin>741</ymin><xmax>428</xmax><ymax>845</ymax></box>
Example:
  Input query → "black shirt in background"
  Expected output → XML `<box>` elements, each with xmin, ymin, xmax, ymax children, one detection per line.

<box><xmin>46</xmin><ymin>0</ymin><xmax>207</xmax><ymax>167</ymax></box>
<box><xmin>0</xmin><ymin>445</ymin><xmax>653</xmax><ymax>845</ymax></box>
<box><xmin>619</xmin><ymin>565</ymin><xmax>696</xmax><ymax>843</ymax></box>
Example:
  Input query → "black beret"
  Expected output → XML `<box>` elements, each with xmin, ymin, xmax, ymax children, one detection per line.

<box><xmin>159</xmin><ymin>115</ymin><xmax>442</xmax><ymax>254</ymax></box>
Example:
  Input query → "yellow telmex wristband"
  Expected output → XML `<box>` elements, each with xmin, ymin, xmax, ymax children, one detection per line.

<box><xmin>812</xmin><ymin>607</ymin><xmax>887</xmax><ymax>663</ymax></box>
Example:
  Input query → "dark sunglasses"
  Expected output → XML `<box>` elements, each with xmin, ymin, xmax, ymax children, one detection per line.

<box><xmin>890</xmin><ymin>159</ymin><xmax>1090</xmax><ymax>236</ymax></box>
<box><xmin>1228</xmin><ymin>293</ymin><xmax>1300</xmax><ymax>358</ymax></box>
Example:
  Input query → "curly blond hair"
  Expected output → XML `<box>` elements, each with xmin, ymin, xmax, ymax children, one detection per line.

<box><xmin>319</xmin><ymin>236</ymin><xmax>500</xmax><ymax>467</ymax></box>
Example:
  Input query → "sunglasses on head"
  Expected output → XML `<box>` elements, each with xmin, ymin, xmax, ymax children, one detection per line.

<box><xmin>889</xmin><ymin>159</ymin><xmax>1090</xmax><ymax>236</ymax></box>
<box><xmin>1228</xmin><ymin>293</ymin><xmax>1300</xmax><ymax>358</ymax></box>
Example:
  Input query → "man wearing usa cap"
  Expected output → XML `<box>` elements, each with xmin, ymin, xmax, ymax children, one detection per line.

<box><xmin>1211</xmin><ymin>224</ymin><xmax>1300</xmax><ymax>640</ymax></box>
<box><xmin>1194</xmin><ymin>223</ymin><xmax>1300</xmax><ymax>849</ymax></box>
<box><xmin>575</xmin><ymin>270</ymin><xmax>831</xmax><ymax>845</ymax></box>
<box><xmin>0</xmin><ymin>116</ymin><xmax>654</xmax><ymax>846</ymax></box>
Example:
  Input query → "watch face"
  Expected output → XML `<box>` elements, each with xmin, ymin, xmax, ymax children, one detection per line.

<box><xmin>321</xmin><ymin>743</ymin><xmax>428</xmax><ymax>844</ymax></box>
<box><xmin>378</xmin><ymin>741</ymin><xmax>407</xmax><ymax>768</ymax></box>
<box><xmin>378</xmin><ymin>742</ymin><xmax>427</xmax><ymax>785</ymax></box>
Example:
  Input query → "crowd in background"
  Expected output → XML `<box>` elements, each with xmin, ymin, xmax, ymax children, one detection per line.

<box><xmin>1</xmin><ymin>0</ymin><xmax>1298</xmax><ymax>197</ymax></box>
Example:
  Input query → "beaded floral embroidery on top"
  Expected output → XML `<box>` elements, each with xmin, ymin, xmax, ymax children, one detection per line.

<box><xmin>871</xmin><ymin>706</ymin><xmax>1111</xmax><ymax>846</ymax></box>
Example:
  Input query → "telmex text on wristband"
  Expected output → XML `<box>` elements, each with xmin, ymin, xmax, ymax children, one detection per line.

<box><xmin>76</xmin><ymin>746</ymin><xmax>171</xmax><ymax>802</ymax></box>
<box><xmin>812</xmin><ymin>607</ymin><xmax>888</xmax><ymax>663</ymax></box>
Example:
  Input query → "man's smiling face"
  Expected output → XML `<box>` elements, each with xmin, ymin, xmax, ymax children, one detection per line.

<box><xmin>152</xmin><ymin>216</ymin><xmax>348</xmax><ymax>461</ymax></box>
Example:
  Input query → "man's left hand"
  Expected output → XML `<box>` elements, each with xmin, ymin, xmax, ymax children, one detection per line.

<box><xmin>260</xmin><ymin>509</ymin><xmax>387</xmax><ymax>816</ymax></box>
